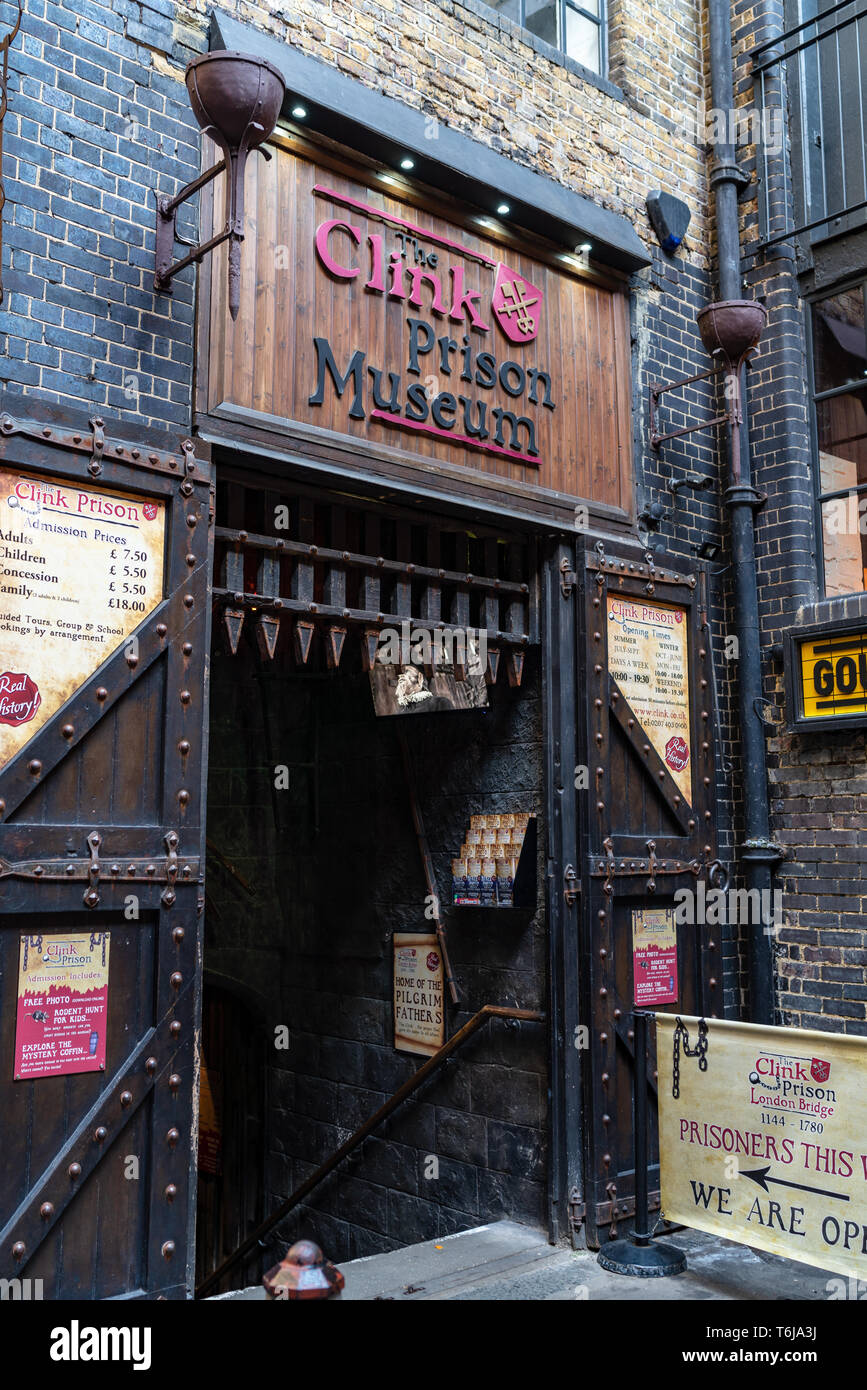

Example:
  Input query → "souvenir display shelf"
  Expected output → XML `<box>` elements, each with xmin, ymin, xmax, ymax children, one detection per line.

<box><xmin>451</xmin><ymin>813</ymin><xmax>536</xmax><ymax>909</ymax></box>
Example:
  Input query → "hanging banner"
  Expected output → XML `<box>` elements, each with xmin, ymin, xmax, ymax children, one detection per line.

<box><xmin>657</xmin><ymin>1014</ymin><xmax>867</xmax><ymax>1280</ymax></box>
<box><xmin>0</xmin><ymin>467</ymin><xmax>166</xmax><ymax>767</ymax></box>
<box><xmin>606</xmin><ymin>596</ymin><xmax>691</xmax><ymax>801</ymax></box>
<box><xmin>14</xmin><ymin>932</ymin><xmax>110</xmax><ymax>1080</ymax></box>
<box><xmin>632</xmin><ymin>907</ymin><xmax>678</xmax><ymax>1006</ymax></box>
<box><xmin>393</xmin><ymin>933</ymin><xmax>445</xmax><ymax>1057</ymax></box>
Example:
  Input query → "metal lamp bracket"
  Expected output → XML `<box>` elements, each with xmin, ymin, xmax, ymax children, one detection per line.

<box><xmin>153</xmin><ymin>133</ymin><xmax>272</xmax><ymax>319</ymax></box>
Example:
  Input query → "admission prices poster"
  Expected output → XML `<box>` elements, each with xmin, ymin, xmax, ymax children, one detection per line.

<box><xmin>14</xmin><ymin>933</ymin><xmax>110</xmax><ymax>1080</ymax></box>
<box><xmin>0</xmin><ymin>467</ymin><xmax>166</xmax><ymax>767</ymax></box>
<box><xmin>657</xmin><ymin>1014</ymin><xmax>867</xmax><ymax>1279</ymax></box>
<box><xmin>393</xmin><ymin>933</ymin><xmax>445</xmax><ymax>1056</ymax></box>
<box><xmin>606</xmin><ymin>595</ymin><xmax>692</xmax><ymax>802</ymax></box>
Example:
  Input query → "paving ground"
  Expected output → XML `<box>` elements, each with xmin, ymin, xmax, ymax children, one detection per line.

<box><xmin>212</xmin><ymin>1219</ymin><xmax>842</xmax><ymax>1301</ymax></box>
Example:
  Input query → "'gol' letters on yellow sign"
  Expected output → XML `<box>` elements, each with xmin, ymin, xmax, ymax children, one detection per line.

<box><xmin>797</xmin><ymin>629</ymin><xmax>867</xmax><ymax>721</ymax></box>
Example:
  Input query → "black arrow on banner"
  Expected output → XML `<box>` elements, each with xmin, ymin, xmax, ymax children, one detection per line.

<box><xmin>740</xmin><ymin>1165</ymin><xmax>850</xmax><ymax>1202</ymax></box>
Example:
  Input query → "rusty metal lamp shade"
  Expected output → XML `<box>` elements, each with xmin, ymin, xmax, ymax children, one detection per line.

<box><xmin>154</xmin><ymin>52</ymin><xmax>286</xmax><ymax>320</ymax></box>
<box><xmin>697</xmin><ymin>299</ymin><xmax>767</xmax><ymax>364</ymax></box>
<box><xmin>262</xmin><ymin>1240</ymin><xmax>345</xmax><ymax>1300</ymax></box>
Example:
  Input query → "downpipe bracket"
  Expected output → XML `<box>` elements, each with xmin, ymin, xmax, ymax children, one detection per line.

<box><xmin>725</xmin><ymin>482</ymin><xmax>768</xmax><ymax>509</ymax></box>
<box><xmin>741</xmin><ymin>837</ymin><xmax>788</xmax><ymax>868</ymax></box>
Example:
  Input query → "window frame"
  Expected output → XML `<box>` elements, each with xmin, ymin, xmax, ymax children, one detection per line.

<box><xmin>484</xmin><ymin>0</ymin><xmax>607</xmax><ymax>78</ymax></box>
<box><xmin>806</xmin><ymin>276</ymin><xmax>867</xmax><ymax>599</ymax></box>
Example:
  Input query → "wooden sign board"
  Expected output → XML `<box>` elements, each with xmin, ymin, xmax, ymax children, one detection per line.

<box><xmin>200</xmin><ymin>135</ymin><xmax>634</xmax><ymax>526</ymax></box>
<box><xmin>393</xmin><ymin>933</ymin><xmax>445</xmax><ymax>1056</ymax></box>
<box><xmin>658</xmin><ymin>1014</ymin><xmax>867</xmax><ymax>1281</ymax></box>
<box><xmin>0</xmin><ymin>467</ymin><xmax>166</xmax><ymax>767</ymax></box>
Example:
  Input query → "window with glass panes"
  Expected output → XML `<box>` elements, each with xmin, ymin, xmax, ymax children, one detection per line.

<box><xmin>483</xmin><ymin>0</ymin><xmax>605</xmax><ymax>75</ymax></box>
<box><xmin>810</xmin><ymin>284</ymin><xmax>867</xmax><ymax>596</ymax></box>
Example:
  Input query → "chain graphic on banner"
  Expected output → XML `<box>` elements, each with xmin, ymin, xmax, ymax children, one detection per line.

<box><xmin>671</xmin><ymin>1015</ymin><xmax>709</xmax><ymax>1098</ymax></box>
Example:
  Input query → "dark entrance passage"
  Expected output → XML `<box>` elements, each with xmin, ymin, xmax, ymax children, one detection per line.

<box><xmin>194</xmin><ymin>983</ymin><xmax>266</xmax><ymax>1294</ymax></box>
<box><xmin>198</xmin><ymin>468</ymin><xmax>549</xmax><ymax>1282</ymax></box>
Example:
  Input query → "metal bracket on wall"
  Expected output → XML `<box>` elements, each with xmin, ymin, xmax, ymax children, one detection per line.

<box><xmin>0</xmin><ymin>0</ymin><xmax>22</xmax><ymax>308</ymax></box>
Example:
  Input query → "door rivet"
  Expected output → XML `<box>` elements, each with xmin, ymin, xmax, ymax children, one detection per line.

<box><xmin>166</xmin><ymin>1128</ymin><xmax>180</xmax><ymax>1147</ymax></box>
<box><xmin>170</xmin><ymin>1021</ymin><xmax>181</xmax><ymax>1036</ymax></box>
<box><xmin>12</xmin><ymin>1242</ymin><xmax>25</xmax><ymax>1261</ymax></box>
<box><xmin>61</xmin><ymin>724</ymin><xmax>74</xmax><ymax>739</ymax></box>
<box><xmin>170</xmin><ymin>972</ymin><xmax>182</xmax><ymax>989</ymax></box>
<box><xmin>182</xmin><ymin>642</ymin><xmax>193</xmax><ymax>656</ymax></box>
<box><xmin>156</xmin><ymin>623</ymin><xmax>168</xmax><ymax>637</ymax></box>
<box><xmin>120</xmin><ymin>1091</ymin><xmax>132</xmax><ymax>1107</ymax></box>
<box><xmin>28</xmin><ymin>760</ymin><xmax>42</xmax><ymax>776</ymax></box>
<box><xmin>145</xmin><ymin>1057</ymin><xmax>157</xmax><ymax>1076</ymax></box>
<box><xmin>165</xmin><ymin>1184</ymin><xmax>177</xmax><ymax>1202</ymax></box>
<box><xmin>40</xmin><ymin>1202</ymin><xmax>54</xmax><ymax>1220</ymax></box>
<box><xmin>96</xmin><ymin>687</ymin><xmax>108</xmax><ymax>701</ymax></box>
<box><xmin>178</xmin><ymin>740</ymin><xmax>190</xmax><ymax>755</ymax></box>
<box><xmin>68</xmin><ymin>1162</ymin><xmax>81</xmax><ymax>1179</ymax></box>
<box><xmin>172</xmin><ymin>926</ymin><xmax>184</xmax><ymax>944</ymax></box>
<box><xmin>94</xmin><ymin>1127</ymin><xmax>107</xmax><ymax>1142</ymax></box>
<box><xmin>168</xmin><ymin>1074</ymin><xmax>181</xmax><ymax>1091</ymax></box>
<box><xmin>180</xmin><ymin>690</ymin><xmax>191</xmax><ymax>704</ymax></box>
<box><xmin>162</xmin><ymin>1241</ymin><xmax>176</xmax><ymax>1259</ymax></box>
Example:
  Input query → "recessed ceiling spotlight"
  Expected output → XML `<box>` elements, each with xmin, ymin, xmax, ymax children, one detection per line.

<box><xmin>400</xmin><ymin>157</ymin><xmax>415</xmax><ymax>171</ymax></box>
<box><xmin>497</xmin><ymin>202</ymin><xmax>511</xmax><ymax>216</ymax></box>
<box><xmin>291</xmin><ymin>104</ymin><xmax>307</xmax><ymax>119</ymax></box>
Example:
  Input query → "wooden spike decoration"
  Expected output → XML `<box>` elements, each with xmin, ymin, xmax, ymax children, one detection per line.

<box><xmin>222</xmin><ymin>607</ymin><xmax>245</xmax><ymax>656</ymax></box>
<box><xmin>485</xmin><ymin>646</ymin><xmax>500</xmax><ymax>686</ymax></box>
<box><xmin>361</xmin><ymin>627</ymin><xmax>380</xmax><ymax>672</ymax></box>
<box><xmin>506</xmin><ymin>650</ymin><xmax>525</xmax><ymax>688</ymax></box>
<box><xmin>294</xmin><ymin>619</ymin><xmax>315</xmax><ymax>665</ymax></box>
<box><xmin>255</xmin><ymin>613</ymin><xmax>281</xmax><ymax>661</ymax></box>
<box><xmin>326</xmin><ymin>625</ymin><xmax>347</xmax><ymax>669</ymax></box>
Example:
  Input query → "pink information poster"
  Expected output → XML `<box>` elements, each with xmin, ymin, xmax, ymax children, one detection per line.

<box><xmin>14</xmin><ymin>932</ymin><xmax>110</xmax><ymax>1080</ymax></box>
<box><xmin>631</xmin><ymin>908</ymin><xmax>678</xmax><ymax>1007</ymax></box>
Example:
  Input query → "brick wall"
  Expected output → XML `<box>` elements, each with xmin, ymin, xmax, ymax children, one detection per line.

<box><xmin>730</xmin><ymin>0</ymin><xmax>867</xmax><ymax>1035</ymax></box>
<box><xmin>0</xmin><ymin>0</ymin><xmax>205</xmax><ymax>429</ymax></box>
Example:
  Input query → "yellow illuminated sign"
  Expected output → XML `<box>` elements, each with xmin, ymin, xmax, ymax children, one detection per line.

<box><xmin>798</xmin><ymin>630</ymin><xmax>867</xmax><ymax>721</ymax></box>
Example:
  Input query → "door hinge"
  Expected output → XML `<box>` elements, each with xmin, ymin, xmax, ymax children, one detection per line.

<box><xmin>568</xmin><ymin>1187</ymin><xmax>586</xmax><ymax>1230</ymax></box>
<box><xmin>563</xmin><ymin>864</ymin><xmax>581</xmax><ymax>907</ymax></box>
<box><xmin>559</xmin><ymin>555</ymin><xmax>577</xmax><ymax>598</ymax></box>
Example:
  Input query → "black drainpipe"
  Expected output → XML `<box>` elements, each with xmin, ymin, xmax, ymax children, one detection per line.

<box><xmin>708</xmin><ymin>0</ymin><xmax>780</xmax><ymax>1025</ymax></box>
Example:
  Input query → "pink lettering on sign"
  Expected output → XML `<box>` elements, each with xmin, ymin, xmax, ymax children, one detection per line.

<box><xmin>0</xmin><ymin>671</ymin><xmax>41</xmax><ymax>726</ymax></box>
<box><xmin>665</xmin><ymin>735</ymin><xmax>690</xmax><ymax>773</ymax></box>
<box><xmin>315</xmin><ymin>218</ymin><xmax>362</xmax><ymax>280</ymax></box>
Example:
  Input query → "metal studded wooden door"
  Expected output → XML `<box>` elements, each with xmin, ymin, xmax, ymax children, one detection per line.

<box><xmin>572</xmin><ymin>538</ymin><xmax>721</xmax><ymax>1249</ymax></box>
<box><xmin>0</xmin><ymin>405</ymin><xmax>211</xmax><ymax>1299</ymax></box>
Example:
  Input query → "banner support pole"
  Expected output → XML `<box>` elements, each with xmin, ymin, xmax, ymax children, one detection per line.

<box><xmin>597</xmin><ymin>1010</ymin><xmax>687</xmax><ymax>1277</ymax></box>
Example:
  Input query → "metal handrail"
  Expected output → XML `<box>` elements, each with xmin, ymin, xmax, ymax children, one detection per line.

<box><xmin>195</xmin><ymin>1003</ymin><xmax>545</xmax><ymax>1298</ymax></box>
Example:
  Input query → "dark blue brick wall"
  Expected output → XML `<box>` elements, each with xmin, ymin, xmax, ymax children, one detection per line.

<box><xmin>0</xmin><ymin>0</ymin><xmax>207</xmax><ymax>429</ymax></box>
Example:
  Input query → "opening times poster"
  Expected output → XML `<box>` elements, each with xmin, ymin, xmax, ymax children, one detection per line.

<box><xmin>0</xmin><ymin>467</ymin><xmax>166</xmax><ymax>767</ymax></box>
<box><xmin>607</xmin><ymin>595</ymin><xmax>692</xmax><ymax>802</ymax></box>
<box><xmin>14</xmin><ymin>932</ymin><xmax>110</xmax><ymax>1080</ymax></box>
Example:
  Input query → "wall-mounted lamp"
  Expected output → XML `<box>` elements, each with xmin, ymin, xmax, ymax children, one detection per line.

<box><xmin>153</xmin><ymin>51</ymin><xmax>286</xmax><ymax>321</ymax></box>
